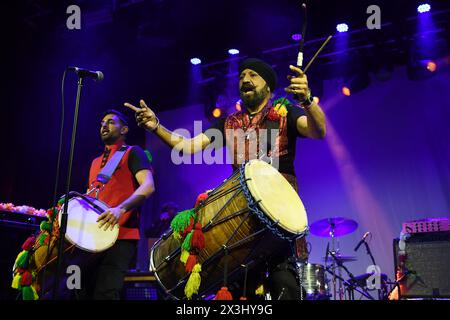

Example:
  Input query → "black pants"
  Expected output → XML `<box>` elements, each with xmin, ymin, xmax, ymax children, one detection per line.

<box><xmin>77</xmin><ymin>240</ymin><xmax>137</xmax><ymax>300</ymax></box>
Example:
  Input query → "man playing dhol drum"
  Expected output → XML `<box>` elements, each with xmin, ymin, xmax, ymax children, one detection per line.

<box><xmin>124</xmin><ymin>58</ymin><xmax>326</xmax><ymax>299</ymax></box>
<box><xmin>83</xmin><ymin>109</ymin><xmax>155</xmax><ymax>299</ymax></box>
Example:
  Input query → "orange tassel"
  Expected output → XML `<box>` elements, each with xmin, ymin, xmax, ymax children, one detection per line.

<box><xmin>214</xmin><ymin>286</ymin><xmax>233</xmax><ymax>300</ymax></box>
<box><xmin>185</xmin><ymin>254</ymin><xmax>198</xmax><ymax>273</ymax></box>
<box><xmin>191</xmin><ymin>223</ymin><xmax>205</xmax><ymax>250</ymax></box>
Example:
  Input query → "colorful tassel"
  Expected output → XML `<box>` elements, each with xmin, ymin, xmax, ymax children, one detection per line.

<box><xmin>15</xmin><ymin>250</ymin><xmax>30</xmax><ymax>269</ymax></box>
<box><xmin>180</xmin><ymin>249</ymin><xmax>190</xmax><ymax>264</ymax></box>
<box><xmin>185</xmin><ymin>254</ymin><xmax>198</xmax><ymax>273</ymax></box>
<box><xmin>173</xmin><ymin>231</ymin><xmax>182</xmax><ymax>240</ymax></box>
<box><xmin>255</xmin><ymin>284</ymin><xmax>265</xmax><ymax>296</ymax></box>
<box><xmin>191</xmin><ymin>223</ymin><xmax>205</xmax><ymax>250</ymax></box>
<box><xmin>195</xmin><ymin>193</ymin><xmax>208</xmax><ymax>208</ymax></box>
<box><xmin>180</xmin><ymin>218</ymin><xmax>194</xmax><ymax>238</ymax></box>
<box><xmin>40</xmin><ymin>221</ymin><xmax>52</xmax><ymax>232</ymax></box>
<box><xmin>184</xmin><ymin>263</ymin><xmax>201</xmax><ymax>299</ymax></box>
<box><xmin>38</xmin><ymin>233</ymin><xmax>49</xmax><ymax>246</ymax></box>
<box><xmin>11</xmin><ymin>274</ymin><xmax>21</xmax><ymax>289</ymax></box>
<box><xmin>20</xmin><ymin>271</ymin><xmax>32</xmax><ymax>286</ymax></box>
<box><xmin>21</xmin><ymin>236</ymin><xmax>36</xmax><ymax>251</ymax></box>
<box><xmin>170</xmin><ymin>209</ymin><xmax>195</xmax><ymax>233</ymax></box>
<box><xmin>214</xmin><ymin>286</ymin><xmax>233</xmax><ymax>300</ymax></box>
<box><xmin>22</xmin><ymin>286</ymin><xmax>35</xmax><ymax>300</ymax></box>
<box><xmin>181</xmin><ymin>231</ymin><xmax>194</xmax><ymax>252</ymax></box>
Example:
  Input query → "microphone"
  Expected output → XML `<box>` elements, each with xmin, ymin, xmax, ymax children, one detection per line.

<box><xmin>324</xmin><ymin>242</ymin><xmax>330</xmax><ymax>264</ymax></box>
<box><xmin>68</xmin><ymin>66</ymin><xmax>104</xmax><ymax>81</ymax></box>
<box><xmin>354</xmin><ymin>231</ymin><xmax>371</xmax><ymax>252</ymax></box>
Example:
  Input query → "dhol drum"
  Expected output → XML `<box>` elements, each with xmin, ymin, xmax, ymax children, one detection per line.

<box><xmin>150</xmin><ymin>160</ymin><xmax>309</xmax><ymax>299</ymax></box>
<box><xmin>298</xmin><ymin>263</ymin><xmax>330</xmax><ymax>300</ymax></box>
<box><xmin>30</xmin><ymin>192</ymin><xmax>118</xmax><ymax>298</ymax></box>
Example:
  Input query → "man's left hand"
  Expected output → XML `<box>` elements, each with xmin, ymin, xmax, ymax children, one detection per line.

<box><xmin>285</xmin><ymin>65</ymin><xmax>310</xmax><ymax>101</ymax></box>
<box><xmin>97</xmin><ymin>207</ymin><xmax>126</xmax><ymax>231</ymax></box>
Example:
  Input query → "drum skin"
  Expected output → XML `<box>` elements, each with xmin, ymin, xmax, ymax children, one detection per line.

<box><xmin>151</xmin><ymin>160</ymin><xmax>308</xmax><ymax>299</ymax></box>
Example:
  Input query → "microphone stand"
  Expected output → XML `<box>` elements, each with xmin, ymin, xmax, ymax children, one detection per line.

<box><xmin>327</xmin><ymin>251</ymin><xmax>374</xmax><ymax>300</ymax></box>
<box><xmin>362</xmin><ymin>240</ymin><xmax>384</xmax><ymax>299</ymax></box>
<box><xmin>53</xmin><ymin>76</ymin><xmax>84</xmax><ymax>299</ymax></box>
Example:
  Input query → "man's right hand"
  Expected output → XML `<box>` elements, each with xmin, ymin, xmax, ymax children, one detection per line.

<box><xmin>124</xmin><ymin>99</ymin><xmax>159</xmax><ymax>131</ymax></box>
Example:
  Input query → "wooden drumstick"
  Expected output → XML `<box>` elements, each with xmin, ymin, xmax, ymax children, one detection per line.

<box><xmin>303</xmin><ymin>35</ymin><xmax>333</xmax><ymax>73</ymax></box>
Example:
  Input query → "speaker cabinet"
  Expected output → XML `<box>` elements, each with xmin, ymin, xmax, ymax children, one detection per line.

<box><xmin>393</xmin><ymin>231</ymin><xmax>450</xmax><ymax>298</ymax></box>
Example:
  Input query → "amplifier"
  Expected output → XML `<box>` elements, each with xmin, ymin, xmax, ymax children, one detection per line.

<box><xmin>393</xmin><ymin>231</ymin><xmax>450</xmax><ymax>298</ymax></box>
<box><xmin>122</xmin><ymin>271</ymin><xmax>160</xmax><ymax>300</ymax></box>
<box><xmin>402</xmin><ymin>217</ymin><xmax>450</xmax><ymax>234</ymax></box>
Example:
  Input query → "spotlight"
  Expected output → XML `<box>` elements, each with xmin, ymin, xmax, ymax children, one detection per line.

<box><xmin>228</xmin><ymin>49</ymin><xmax>239</xmax><ymax>55</ymax></box>
<box><xmin>212</xmin><ymin>107</ymin><xmax>222</xmax><ymax>118</ymax></box>
<box><xmin>417</xmin><ymin>4</ymin><xmax>431</xmax><ymax>14</ymax></box>
<box><xmin>343</xmin><ymin>72</ymin><xmax>371</xmax><ymax>95</ymax></box>
<box><xmin>427</xmin><ymin>61</ymin><xmax>437</xmax><ymax>72</ymax></box>
<box><xmin>336</xmin><ymin>23</ymin><xmax>349</xmax><ymax>33</ymax></box>
<box><xmin>190</xmin><ymin>58</ymin><xmax>201</xmax><ymax>65</ymax></box>
<box><xmin>342</xmin><ymin>87</ymin><xmax>351</xmax><ymax>96</ymax></box>
<box><xmin>292</xmin><ymin>34</ymin><xmax>302</xmax><ymax>41</ymax></box>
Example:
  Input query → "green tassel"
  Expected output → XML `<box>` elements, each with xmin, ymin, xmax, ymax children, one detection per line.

<box><xmin>38</xmin><ymin>233</ymin><xmax>49</xmax><ymax>246</ymax></box>
<box><xmin>22</xmin><ymin>286</ymin><xmax>35</xmax><ymax>300</ymax></box>
<box><xmin>173</xmin><ymin>231</ymin><xmax>181</xmax><ymax>240</ymax></box>
<box><xmin>170</xmin><ymin>209</ymin><xmax>195</xmax><ymax>233</ymax></box>
<box><xmin>15</xmin><ymin>251</ymin><xmax>30</xmax><ymax>269</ymax></box>
<box><xmin>181</xmin><ymin>231</ymin><xmax>194</xmax><ymax>252</ymax></box>
<box><xmin>273</xmin><ymin>97</ymin><xmax>291</xmax><ymax>107</ymax></box>
<box><xmin>40</xmin><ymin>221</ymin><xmax>52</xmax><ymax>232</ymax></box>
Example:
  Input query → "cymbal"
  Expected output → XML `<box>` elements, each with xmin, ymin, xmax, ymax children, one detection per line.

<box><xmin>323</xmin><ymin>254</ymin><xmax>358</xmax><ymax>263</ymax></box>
<box><xmin>309</xmin><ymin>217</ymin><xmax>358</xmax><ymax>237</ymax></box>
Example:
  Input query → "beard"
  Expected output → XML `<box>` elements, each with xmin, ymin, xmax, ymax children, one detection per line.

<box><xmin>240</xmin><ymin>85</ymin><xmax>269</xmax><ymax>110</ymax></box>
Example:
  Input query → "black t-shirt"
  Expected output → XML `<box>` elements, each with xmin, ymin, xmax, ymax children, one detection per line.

<box><xmin>127</xmin><ymin>146</ymin><xmax>152</xmax><ymax>176</ymax></box>
<box><xmin>204</xmin><ymin>104</ymin><xmax>306</xmax><ymax>176</ymax></box>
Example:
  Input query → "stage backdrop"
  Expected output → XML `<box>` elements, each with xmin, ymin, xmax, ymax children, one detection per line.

<box><xmin>141</xmin><ymin>66</ymin><xmax>450</xmax><ymax>298</ymax></box>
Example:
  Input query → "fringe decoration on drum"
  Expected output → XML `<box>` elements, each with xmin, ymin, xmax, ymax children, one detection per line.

<box><xmin>185</xmin><ymin>254</ymin><xmax>197</xmax><ymax>273</ymax></box>
<box><xmin>180</xmin><ymin>249</ymin><xmax>190</xmax><ymax>264</ymax></box>
<box><xmin>170</xmin><ymin>192</ymin><xmax>210</xmax><ymax>299</ymax></box>
<box><xmin>185</xmin><ymin>263</ymin><xmax>201</xmax><ymax>299</ymax></box>
<box><xmin>11</xmin><ymin>204</ymin><xmax>61</xmax><ymax>300</ymax></box>
<box><xmin>214</xmin><ymin>246</ymin><xmax>233</xmax><ymax>300</ymax></box>
<box><xmin>214</xmin><ymin>287</ymin><xmax>233</xmax><ymax>300</ymax></box>
<box><xmin>191</xmin><ymin>223</ymin><xmax>205</xmax><ymax>250</ymax></box>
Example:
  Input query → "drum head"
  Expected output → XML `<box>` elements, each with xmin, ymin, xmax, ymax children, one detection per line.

<box><xmin>59</xmin><ymin>196</ymin><xmax>118</xmax><ymax>252</ymax></box>
<box><xmin>245</xmin><ymin>160</ymin><xmax>308</xmax><ymax>234</ymax></box>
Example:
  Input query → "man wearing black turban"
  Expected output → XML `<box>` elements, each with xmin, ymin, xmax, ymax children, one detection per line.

<box><xmin>125</xmin><ymin>58</ymin><xmax>326</xmax><ymax>300</ymax></box>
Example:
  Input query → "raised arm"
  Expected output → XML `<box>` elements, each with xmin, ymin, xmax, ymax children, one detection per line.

<box><xmin>124</xmin><ymin>100</ymin><xmax>211</xmax><ymax>154</ymax></box>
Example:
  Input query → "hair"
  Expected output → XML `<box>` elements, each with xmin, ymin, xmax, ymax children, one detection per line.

<box><xmin>101</xmin><ymin>109</ymin><xmax>129</xmax><ymax>127</ymax></box>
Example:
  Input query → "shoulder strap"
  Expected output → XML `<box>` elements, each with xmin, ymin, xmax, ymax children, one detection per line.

<box><xmin>96</xmin><ymin>145</ymin><xmax>130</xmax><ymax>184</ymax></box>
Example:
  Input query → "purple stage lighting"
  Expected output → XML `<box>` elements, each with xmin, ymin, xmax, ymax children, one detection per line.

<box><xmin>417</xmin><ymin>4</ymin><xmax>431</xmax><ymax>13</ymax></box>
<box><xmin>292</xmin><ymin>33</ymin><xmax>302</xmax><ymax>41</ymax></box>
<box><xmin>190</xmin><ymin>58</ymin><xmax>201</xmax><ymax>65</ymax></box>
<box><xmin>228</xmin><ymin>49</ymin><xmax>239</xmax><ymax>55</ymax></box>
<box><xmin>336</xmin><ymin>23</ymin><xmax>349</xmax><ymax>33</ymax></box>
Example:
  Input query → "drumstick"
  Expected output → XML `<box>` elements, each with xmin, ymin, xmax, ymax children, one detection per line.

<box><xmin>303</xmin><ymin>35</ymin><xmax>333</xmax><ymax>73</ymax></box>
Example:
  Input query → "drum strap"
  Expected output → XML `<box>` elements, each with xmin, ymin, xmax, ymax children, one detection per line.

<box><xmin>96</xmin><ymin>145</ymin><xmax>129</xmax><ymax>184</ymax></box>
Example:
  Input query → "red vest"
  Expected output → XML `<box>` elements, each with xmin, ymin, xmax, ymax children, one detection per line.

<box><xmin>89</xmin><ymin>141</ymin><xmax>140</xmax><ymax>240</ymax></box>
